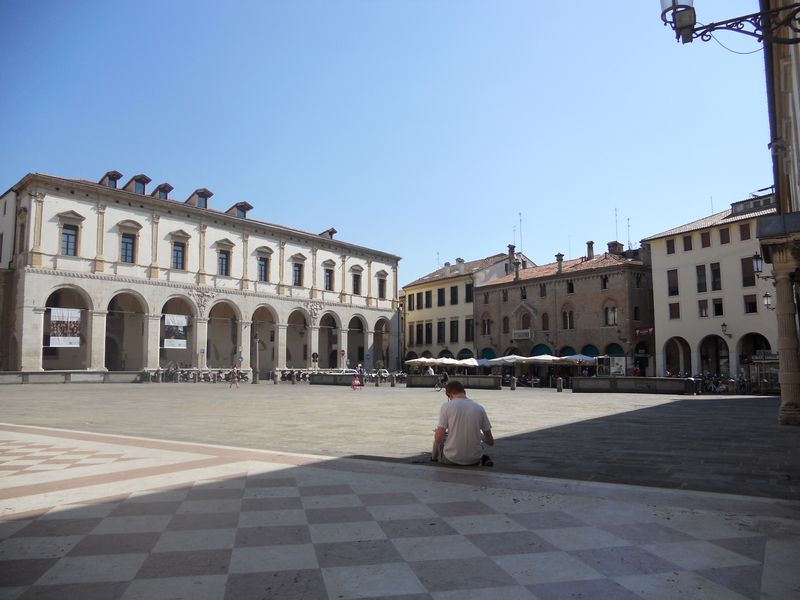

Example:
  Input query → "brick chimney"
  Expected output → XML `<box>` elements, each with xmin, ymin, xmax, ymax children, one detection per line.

<box><xmin>556</xmin><ymin>253</ymin><xmax>564</xmax><ymax>273</ymax></box>
<box><xmin>586</xmin><ymin>241</ymin><xmax>594</xmax><ymax>259</ymax></box>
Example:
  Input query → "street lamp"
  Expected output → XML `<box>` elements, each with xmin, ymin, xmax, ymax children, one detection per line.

<box><xmin>721</xmin><ymin>322</ymin><xmax>732</xmax><ymax>338</ymax></box>
<box><xmin>753</xmin><ymin>252</ymin><xmax>764</xmax><ymax>274</ymax></box>
<box><xmin>763</xmin><ymin>292</ymin><xmax>777</xmax><ymax>310</ymax></box>
<box><xmin>252</xmin><ymin>331</ymin><xmax>260</xmax><ymax>384</ymax></box>
<box><xmin>660</xmin><ymin>0</ymin><xmax>800</xmax><ymax>45</ymax></box>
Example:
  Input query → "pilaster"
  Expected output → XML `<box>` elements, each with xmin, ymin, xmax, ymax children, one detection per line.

<box><xmin>31</xmin><ymin>193</ymin><xmax>44</xmax><ymax>267</ymax></box>
<box><xmin>149</xmin><ymin>214</ymin><xmax>160</xmax><ymax>279</ymax></box>
<box><xmin>339</xmin><ymin>328</ymin><xmax>349</xmax><ymax>368</ymax></box>
<box><xmin>145</xmin><ymin>314</ymin><xmax>162</xmax><ymax>369</ymax></box>
<box><xmin>239</xmin><ymin>320</ymin><xmax>251</xmax><ymax>371</ymax></box>
<box><xmin>278</xmin><ymin>241</ymin><xmax>286</xmax><ymax>295</ymax></box>
<box><xmin>89</xmin><ymin>310</ymin><xmax>108</xmax><ymax>371</ymax></box>
<box><xmin>310</xmin><ymin>325</ymin><xmax>320</xmax><ymax>368</ymax></box>
<box><xmin>311</xmin><ymin>247</ymin><xmax>318</xmax><ymax>298</ymax></box>
<box><xmin>194</xmin><ymin>317</ymin><xmax>209</xmax><ymax>369</ymax></box>
<box><xmin>19</xmin><ymin>306</ymin><xmax>45</xmax><ymax>371</ymax></box>
<box><xmin>241</xmin><ymin>233</ymin><xmax>250</xmax><ymax>290</ymax></box>
<box><xmin>365</xmin><ymin>330</ymin><xmax>374</xmax><ymax>369</ymax></box>
<box><xmin>198</xmin><ymin>224</ymin><xmax>207</xmax><ymax>285</ymax></box>
<box><xmin>94</xmin><ymin>203</ymin><xmax>106</xmax><ymax>272</ymax></box>
<box><xmin>276</xmin><ymin>323</ymin><xmax>288</xmax><ymax>369</ymax></box>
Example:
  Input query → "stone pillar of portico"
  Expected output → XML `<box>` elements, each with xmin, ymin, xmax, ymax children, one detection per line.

<box><xmin>310</xmin><ymin>326</ymin><xmax>320</xmax><ymax>368</ymax></box>
<box><xmin>89</xmin><ymin>310</ymin><xmax>108</xmax><ymax>371</ymax></box>
<box><xmin>689</xmin><ymin>349</ymin><xmax>700</xmax><ymax>377</ymax></box>
<box><xmin>194</xmin><ymin>317</ymin><xmax>209</xmax><ymax>369</ymax></box>
<box><xmin>276</xmin><ymin>324</ymin><xmax>288</xmax><ymax>370</ymax></box>
<box><xmin>365</xmin><ymin>330</ymin><xmax>375</xmax><ymax>369</ymax></box>
<box><xmin>339</xmin><ymin>329</ymin><xmax>349</xmax><ymax>368</ymax></box>
<box><xmin>19</xmin><ymin>307</ymin><xmax>45</xmax><ymax>371</ymax></box>
<box><xmin>774</xmin><ymin>265</ymin><xmax>800</xmax><ymax>425</ymax></box>
<box><xmin>145</xmin><ymin>314</ymin><xmax>162</xmax><ymax>369</ymax></box>
<box><xmin>239</xmin><ymin>320</ymin><xmax>252</xmax><ymax>371</ymax></box>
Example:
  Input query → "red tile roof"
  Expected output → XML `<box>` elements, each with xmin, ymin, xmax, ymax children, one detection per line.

<box><xmin>404</xmin><ymin>254</ymin><xmax>509</xmax><ymax>288</ymax></box>
<box><xmin>483</xmin><ymin>252</ymin><xmax>640</xmax><ymax>287</ymax></box>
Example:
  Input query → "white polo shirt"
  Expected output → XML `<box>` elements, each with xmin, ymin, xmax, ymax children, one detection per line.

<box><xmin>438</xmin><ymin>397</ymin><xmax>492</xmax><ymax>465</ymax></box>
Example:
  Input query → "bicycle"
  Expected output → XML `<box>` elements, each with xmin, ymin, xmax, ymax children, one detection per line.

<box><xmin>433</xmin><ymin>375</ymin><xmax>449</xmax><ymax>391</ymax></box>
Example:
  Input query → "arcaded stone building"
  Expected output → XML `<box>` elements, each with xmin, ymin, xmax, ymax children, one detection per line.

<box><xmin>0</xmin><ymin>171</ymin><xmax>401</xmax><ymax>376</ymax></box>
<box><xmin>475</xmin><ymin>241</ymin><xmax>655</xmax><ymax>374</ymax></box>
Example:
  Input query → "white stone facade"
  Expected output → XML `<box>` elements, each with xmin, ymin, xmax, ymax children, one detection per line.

<box><xmin>0</xmin><ymin>173</ymin><xmax>401</xmax><ymax>375</ymax></box>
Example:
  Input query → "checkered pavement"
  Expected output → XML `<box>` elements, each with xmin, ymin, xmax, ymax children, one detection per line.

<box><xmin>0</xmin><ymin>424</ymin><xmax>797</xmax><ymax>599</ymax></box>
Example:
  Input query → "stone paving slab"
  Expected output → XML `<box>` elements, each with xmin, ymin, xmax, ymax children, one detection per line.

<box><xmin>0</xmin><ymin>424</ymin><xmax>798</xmax><ymax>599</ymax></box>
<box><xmin>0</xmin><ymin>384</ymin><xmax>797</xmax><ymax>499</ymax></box>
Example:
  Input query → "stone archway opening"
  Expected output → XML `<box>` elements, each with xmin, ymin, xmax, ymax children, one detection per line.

<box><xmin>207</xmin><ymin>302</ymin><xmax>239</xmax><ymax>369</ymax></box>
<box><xmin>106</xmin><ymin>293</ymin><xmax>146</xmax><ymax>371</ymax></box>
<box><xmin>374</xmin><ymin>318</ymin><xmax>390</xmax><ymax>369</ymax></box>
<box><xmin>699</xmin><ymin>335</ymin><xmax>730</xmax><ymax>377</ymax></box>
<box><xmin>287</xmin><ymin>310</ymin><xmax>309</xmax><ymax>369</ymax></box>
<box><xmin>347</xmin><ymin>316</ymin><xmax>365</xmax><ymax>369</ymax></box>
<box><xmin>160</xmin><ymin>297</ymin><xmax>194</xmax><ymax>368</ymax></box>
<box><xmin>664</xmin><ymin>336</ymin><xmax>691</xmax><ymax>376</ymax></box>
<box><xmin>43</xmin><ymin>288</ymin><xmax>90</xmax><ymax>371</ymax></box>
<box><xmin>251</xmin><ymin>306</ymin><xmax>277</xmax><ymax>379</ymax></box>
<box><xmin>318</xmin><ymin>313</ymin><xmax>339</xmax><ymax>369</ymax></box>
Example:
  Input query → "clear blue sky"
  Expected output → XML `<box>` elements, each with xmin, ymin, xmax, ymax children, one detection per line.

<box><xmin>0</xmin><ymin>1</ymin><xmax>772</xmax><ymax>284</ymax></box>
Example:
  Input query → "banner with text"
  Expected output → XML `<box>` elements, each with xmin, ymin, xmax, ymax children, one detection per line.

<box><xmin>163</xmin><ymin>314</ymin><xmax>188</xmax><ymax>349</ymax></box>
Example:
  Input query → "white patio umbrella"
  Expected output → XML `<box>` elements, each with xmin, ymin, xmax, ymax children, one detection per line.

<box><xmin>560</xmin><ymin>354</ymin><xmax>597</xmax><ymax>364</ymax></box>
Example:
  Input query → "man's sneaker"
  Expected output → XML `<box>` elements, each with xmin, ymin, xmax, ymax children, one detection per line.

<box><xmin>480</xmin><ymin>454</ymin><xmax>493</xmax><ymax>467</ymax></box>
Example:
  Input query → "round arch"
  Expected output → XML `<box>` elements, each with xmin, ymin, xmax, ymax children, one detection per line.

<box><xmin>480</xmin><ymin>347</ymin><xmax>496</xmax><ymax>360</ymax></box>
<box><xmin>531</xmin><ymin>344</ymin><xmax>551</xmax><ymax>356</ymax></box>
<box><xmin>43</xmin><ymin>287</ymin><xmax>92</xmax><ymax>371</ymax></box>
<box><xmin>559</xmin><ymin>346</ymin><xmax>576</xmax><ymax>356</ymax></box>
<box><xmin>318</xmin><ymin>312</ymin><xmax>340</xmax><ymax>369</ymax></box>
<box><xmin>504</xmin><ymin>346</ymin><xmax>521</xmax><ymax>356</ymax></box>
<box><xmin>605</xmin><ymin>343</ymin><xmax>624</xmax><ymax>357</ymax></box>
<box><xmin>286</xmin><ymin>309</ymin><xmax>310</xmax><ymax>369</ymax></box>
<box><xmin>738</xmin><ymin>332</ymin><xmax>771</xmax><ymax>365</ymax></box>
<box><xmin>581</xmin><ymin>344</ymin><xmax>599</xmax><ymax>357</ymax></box>
<box><xmin>160</xmin><ymin>296</ymin><xmax>196</xmax><ymax>368</ymax></box>
<box><xmin>373</xmin><ymin>317</ymin><xmax>391</xmax><ymax>369</ymax></box>
<box><xmin>251</xmin><ymin>304</ymin><xmax>278</xmax><ymax>378</ymax></box>
<box><xmin>106</xmin><ymin>292</ymin><xmax>147</xmax><ymax>371</ymax></box>
<box><xmin>438</xmin><ymin>349</ymin><xmax>454</xmax><ymax>358</ymax></box>
<box><xmin>405</xmin><ymin>351</ymin><xmax>418</xmax><ymax>361</ymax></box>
<box><xmin>346</xmin><ymin>315</ymin><xmax>366</xmax><ymax>369</ymax></box>
<box><xmin>699</xmin><ymin>335</ymin><xmax>730</xmax><ymax>376</ymax></box>
<box><xmin>457</xmin><ymin>348</ymin><xmax>474</xmax><ymax>360</ymax></box>
<box><xmin>663</xmin><ymin>336</ymin><xmax>691</xmax><ymax>376</ymax></box>
<box><xmin>207</xmin><ymin>301</ymin><xmax>240</xmax><ymax>369</ymax></box>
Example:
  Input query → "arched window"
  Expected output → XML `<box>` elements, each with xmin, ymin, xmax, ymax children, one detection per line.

<box><xmin>502</xmin><ymin>316</ymin><xmax>509</xmax><ymax>334</ymax></box>
<box><xmin>562</xmin><ymin>311</ymin><xmax>569</xmax><ymax>329</ymax></box>
<box><xmin>542</xmin><ymin>313</ymin><xmax>549</xmax><ymax>331</ymax></box>
<box><xmin>569</xmin><ymin>311</ymin><xmax>575</xmax><ymax>329</ymax></box>
<box><xmin>521</xmin><ymin>312</ymin><xmax>531</xmax><ymax>329</ymax></box>
<box><xmin>604</xmin><ymin>306</ymin><xmax>618</xmax><ymax>326</ymax></box>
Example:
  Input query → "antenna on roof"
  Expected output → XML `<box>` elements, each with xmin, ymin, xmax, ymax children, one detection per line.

<box><xmin>710</xmin><ymin>195</ymin><xmax>714</xmax><ymax>214</ymax></box>
<box><xmin>519</xmin><ymin>212</ymin><xmax>523</xmax><ymax>253</ymax></box>
<box><xmin>627</xmin><ymin>218</ymin><xmax>631</xmax><ymax>250</ymax></box>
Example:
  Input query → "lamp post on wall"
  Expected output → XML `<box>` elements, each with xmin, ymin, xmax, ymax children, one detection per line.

<box><xmin>660</xmin><ymin>1</ymin><xmax>800</xmax><ymax>45</ymax></box>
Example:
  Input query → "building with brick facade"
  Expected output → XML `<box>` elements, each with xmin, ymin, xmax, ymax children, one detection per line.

<box><xmin>0</xmin><ymin>171</ymin><xmax>401</xmax><ymax>377</ymax></box>
<box><xmin>402</xmin><ymin>247</ymin><xmax>533</xmax><ymax>363</ymax></box>
<box><xmin>474</xmin><ymin>241</ymin><xmax>655</xmax><ymax>375</ymax></box>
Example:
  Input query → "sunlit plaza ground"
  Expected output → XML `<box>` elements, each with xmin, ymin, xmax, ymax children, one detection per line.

<box><xmin>1</xmin><ymin>383</ymin><xmax>798</xmax><ymax>598</ymax></box>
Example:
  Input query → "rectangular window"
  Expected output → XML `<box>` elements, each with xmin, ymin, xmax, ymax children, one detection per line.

<box><xmin>450</xmin><ymin>319</ymin><xmax>458</xmax><ymax>343</ymax></box>
<box><xmin>719</xmin><ymin>228</ymin><xmax>730</xmax><ymax>244</ymax></box>
<box><xmin>604</xmin><ymin>306</ymin><xmax>617</xmax><ymax>326</ymax></box>
<box><xmin>484</xmin><ymin>293</ymin><xmax>489</xmax><ymax>304</ymax></box>
<box><xmin>324</xmin><ymin>268</ymin><xmax>334</xmax><ymax>291</ymax></box>
<box><xmin>408</xmin><ymin>295</ymin><xmax>415</xmax><ymax>311</ymax></box>
<box><xmin>502</xmin><ymin>289</ymin><xmax>508</xmax><ymax>302</ymax></box>
<box><xmin>450</xmin><ymin>286</ymin><xmax>458</xmax><ymax>305</ymax></box>
<box><xmin>293</xmin><ymin>263</ymin><xmax>303</xmax><ymax>286</ymax></box>
<box><xmin>744</xmin><ymin>294</ymin><xmax>757</xmax><ymax>314</ymax></box>
<box><xmin>520</xmin><ymin>287</ymin><xmax>527</xmax><ymax>299</ymax></box>
<box><xmin>408</xmin><ymin>325</ymin><xmax>414</xmax><ymax>346</ymax></box>
<box><xmin>601</xmin><ymin>276</ymin><xmax>608</xmax><ymax>290</ymax></box>
<box><xmin>61</xmin><ymin>225</ymin><xmax>78</xmax><ymax>256</ymax></box>
<box><xmin>424</xmin><ymin>323</ymin><xmax>432</xmax><ymax>345</ymax></box>
<box><xmin>425</xmin><ymin>290</ymin><xmax>432</xmax><ymax>308</ymax></box>
<box><xmin>134</xmin><ymin>180</ymin><xmax>145</xmax><ymax>194</ymax></box>
<box><xmin>740</xmin><ymin>223</ymin><xmax>751</xmax><ymax>241</ymax></box>
<box><xmin>540</xmin><ymin>283</ymin><xmax>546</xmax><ymax>297</ymax></box>
<box><xmin>378</xmin><ymin>278</ymin><xmax>386</xmax><ymax>299</ymax></box>
<box><xmin>465</xmin><ymin>318</ymin><xmax>474</xmax><ymax>342</ymax></box>
<box><xmin>437</xmin><ymin>288</ymin><xmax>445</xmax><ymax>306</ymax></box>
<box><xmin>666</xmin><ymin>239</ymin><xmax>675</xmax><ymax>254</ymax></box>
<box><xmin>437</xmin><ymin>321</ymin><xmax>445</xmax><ymax>344</ymax></box>
<box><xmin>710</xmin><ymin>262</ymin><xmax>722</xmax><ymax>291</ymax></box>
<box><xmin>741</xmin><ymin>257</ymin><xmax>755</xmax><ymax>287</ymax></box>
<box><xmin>218</xmin><ymin>249</ymin><xmax>230</xmax><ymax>276</ymax></box>
<box><xmin>696</xmin><ymin>265</ymin><xmax>707</xmax><ymax>293</ymax></box>
<box><xmin>667</xmin><ymin>269</ymin><xmax>679</xmax><ymax>296</ymax></box>
<box><xmin>465</xmin><ymin>283</ymin><xmax>473</xmax><ymax>303</ymax></box>
<box><xmin>567</xmin><ymin>280</ymin><xmax>574</xmax><ymax>293</ymax></box>
<box><xmin>416</xmin><ymin>292</ymin><xmax>423</xmax><ymax>310</ymax></box>
<box><xmin>158</xmin><ymin>189</ymin><xmax>169</xmax><ymax>200</ymax></box>
<box><xmin>713</xmin><ymin>298</ymin><xmax>724</xmax><ymax>316</ymax></box>
<box><xmin>172</xmin><ymin>241</ymin><xmax>185</xmax><ymax>270</ymax></box>
<box><xmin>415</xmin><ymin>324</ymin><xmax>423</xmax><ymax>346</ymax></box>
<box><xmin>701</xmin><ymin>232</ymin><xmax>711</xmax><ymax>247</ymax></box>
<box><xmin>120</xmin><ymin>233</ymin><xmax>135</xmax><ymax>264</ymax></box>
<box><xmin>235</xmin><ymin>207</ymin><xmax>246</xmax><ymax>218</ymax></box>
<box><xmin>257</xmin><ymin>256</ymin><xmax>268</xmax><ymax>282</ymax></box>
<box><xmin>698</xmin><ymin>299</ymin><xmax>708</xmax><ymax>317</ymax></box>
<box><xmin>633</xmin><ymin>306</ymin><xmax>640</xmax><ymax>320</ymax></box>
<box><xmin>353</xmin><ymin>273</ymin><xmax>362</xmax><ymax>295</ymax></box>
<box><xmin>197</xmin><ymin>196</ymin><xmax>207</xmax><ymax>209</ymax></box>
<box><xmin>669</xmin><ymin>302</ymin><xmax>680</xmax><ymax>320</ymax></box>
<box><xmin>683</xmin><ymin>235</ymin><xmax>692</xmax><ymax>251</ymax></box>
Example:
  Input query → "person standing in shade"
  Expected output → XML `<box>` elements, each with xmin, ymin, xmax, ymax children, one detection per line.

<box><xmin>431</xmin><ymin>381</ymin><xmax>494</xmax><ymax>466</ymax></box>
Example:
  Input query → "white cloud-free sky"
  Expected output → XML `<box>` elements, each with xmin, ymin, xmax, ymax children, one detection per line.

<box><xmin>0</xmin><ymin>1</ymin><xmax>772</xmax><ymax>283</ymax></box>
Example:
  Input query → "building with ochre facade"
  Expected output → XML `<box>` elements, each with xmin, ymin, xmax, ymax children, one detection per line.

<box><xmin>0</xmin><ymin>171</ymin><xmax>401</xmax><ymax>376</ymax></box>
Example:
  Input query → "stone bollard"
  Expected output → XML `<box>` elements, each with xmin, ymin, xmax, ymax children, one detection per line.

<box><xmin>273</xmin><ymin>371</ymin><xmax>278</xmax><ymax>384</ymax></box>
<box><xmin>510</xmin><ymin>376</ymin><xmax>517</xmax><ymax>390</ymax></box>
<box><xmin>557</xmin><ymin>377</ymin><xmax>563</xmax><ymax>392</ymax></box>
<box><xmin>375</xmin><ymin>377</ymin><xmax>380</xmax><ymax>387</ymax></box>
<box><xmin>390</xmin><ymin>374</ymin><xmax>396</xmax><ymax>387</ymax></box>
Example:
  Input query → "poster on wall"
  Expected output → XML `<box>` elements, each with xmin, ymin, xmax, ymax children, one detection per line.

<box><xmin>49</xmin><ymin>308</ymin><xmax>81</xmax><ymax>347</ymax></box>
<box><xmin>163</xmin><ymin>314</ymin><xmax>188</xmax><ymax>349</ymax></box>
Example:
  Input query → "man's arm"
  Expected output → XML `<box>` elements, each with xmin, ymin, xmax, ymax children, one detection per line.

<box><xmin>482</xmin><ymin>429</ymin><xmax>494</xmax><ymax>446</ymax></box>
<box><xmin>431</xmin><ymin>426</ymin><xmax>447</xmax><ymax>460</ymax></box>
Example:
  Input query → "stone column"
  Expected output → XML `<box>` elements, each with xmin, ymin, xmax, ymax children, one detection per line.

<box><xmin>365</xmin><ymin>330</ymin><xmax>375</xmax><ymax>369</ymax></box>
<box><xmin>276</xmin><ymin>324</ymin><xmax>288</xmax><ymax>369</ymax></box>
<box><xmin>31</xmin><ymin>192</ymin><xmax>44</xmax><ymax>267</ymax></box>
<box><xmin>339</xmin><ymin>328</ymin><xmax>349</xmax><ymax>368</ymax></box>
<box><xmin>145</xmin><ymin>314</ymin><xmax>162</xmax><ymax>369</ymax></box>
<box><xmin>241</xmin><ymin>233</ymin><xmax>250</xmax><ymax>290</ymax></box>
<box><xmin>310</xmin><ymin>325</ymin><xmax>320</xmax><ymax>368</ymax></box>
<box><xmin>94</xmin><ymin>203</ymin><xmax>106</xmax><ymax>273</ymax></box>
<box><xmin>773</xmin><ymin>263</ymin><xmax>800</xmax><ymax>425</ymax></box>
<box><xmin>19</xmin><ymin>307</ymin><xmax>45</xmax><ymax>371</ymax></box>
<box><xmin>239</xmin><ymin>320</ymin><xmax>251</xmax><ymax>371</ymax></box>
<box><xmin>198</xmin><ymin>224</ymin><xmax>207</xmax><ymax>285</ymax></box>
<box><xmin>194</xmin><ymin>317</ymin><xmax>209</xmax><ymax>369</ymax></box>
<box><xmin>149</xmin><ymin>214</ymin><xmax>160</xmax><ymax>279</ymax></box>
<box><xmin>89</xmin><ymin>310</ymin><xmax>108</xmax><ymax>371</ymax></box>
